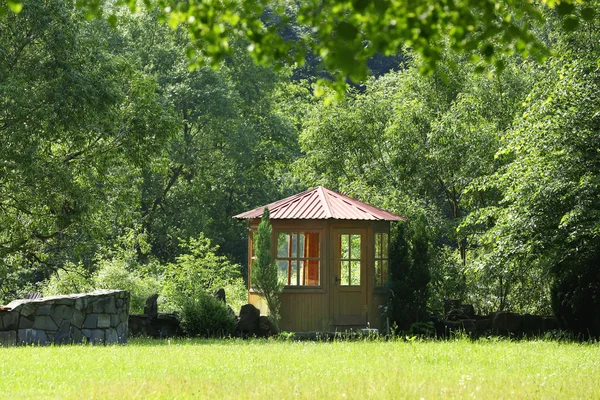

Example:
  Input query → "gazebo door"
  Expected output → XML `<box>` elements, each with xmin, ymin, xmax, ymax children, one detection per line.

<box><xmin>332</xmin><ymin>229</ymin><xmax>367</xmax><ymax>326</ymax></box>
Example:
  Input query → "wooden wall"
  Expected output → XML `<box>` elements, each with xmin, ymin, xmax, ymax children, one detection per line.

<box><xmin>246</xmin><ymin>218</ymin><xmax>391</xmax><ymax>332</ymax></box>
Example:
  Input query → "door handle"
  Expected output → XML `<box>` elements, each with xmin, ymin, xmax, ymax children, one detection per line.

<box><xmin>334</xmin><ymin>276</ymin><xmax>340</xmax><ymax>285</ymax></box>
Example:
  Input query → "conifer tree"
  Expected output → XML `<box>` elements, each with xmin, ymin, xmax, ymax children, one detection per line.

<box><xmin>252</xmin><ymin>207</ymin><xmax>283</xmax><ymax>329</ymax></box>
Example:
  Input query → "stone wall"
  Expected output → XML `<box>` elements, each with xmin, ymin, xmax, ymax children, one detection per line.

<box><xmin>129</xmin><ymin>314</ymin><xmax>181</xmax><ymax>338</ymax></box>
<box><xmin>0</xmin><ymin>290</ymin><xmax>129</xmax><ymax>346</ymax></box>
<box><xmin>435</xmin><ymin>300</ymin><xmax>559</xmax><ymax>337</ymax></box>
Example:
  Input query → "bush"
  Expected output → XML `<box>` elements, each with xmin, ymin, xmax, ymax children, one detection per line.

<box><xmin>179</xmin><ymin>293</ymin><xmax>236</xmax><ymax>337</ymax></box>
<box><xmin>93</xmin><ymin>258</ymin><xmax>161</xmax><ymax>314</ymax></box>
<box><xmin>41</xmin><ymin>260</ymin><xmax>160</xmax><ymax>314</ymax></box>
<box><xmin>41</xmin><ymin>263</ymin><xmax>95</xmax><ymax>296</ymax></box>
<box><xmin>160</xmin><ymin>233</ymin><xmax>246</xmax><ymax>314</ymax></box>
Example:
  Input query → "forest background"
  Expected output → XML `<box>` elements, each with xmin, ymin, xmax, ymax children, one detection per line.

<box><xmin>1</xmin><ymin>0</ymin><xmax>599</xmax><ymax>334</ymax></box>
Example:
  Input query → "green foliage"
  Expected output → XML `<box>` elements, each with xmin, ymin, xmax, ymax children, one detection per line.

<box><xmin>179</xmin><ymin>293</ymin><xmax>236</xmax><ymax>338</ymax></box>
<box><xmin>552</xmin><ymin>243</ymin><xmax>600</xmax><ymax>337</ymax></box>
<box><xmin>387</xmin><ymin>218</ymin><xmax>431</xmax><ymax>331</ymax></box>
<box><xmin>251</xmin><ymin>207</ymin><xmax>283</xmax><ymax>327</ymax></box>
<box><xmin>461</xmin><ymin>10</ymin><xmax>600</xmax><ymax>317</ymax></box>
<box><xmin>41</xmin><ymin>229</ymin><xmax>161</xmax><ymax>314</ymax></box>
<box><xmin>1</xmin><ymin>0</ymin><xmax>583</xmax><ymax>92</ymax></box>
<box><xmin>160</xmin><ymin>234</ymin><xmax>246</xmax><ymax>314</ymax></box>
<box><xmin>41</xmin><ymin>263</ymin><xmax>95</xmax><ymax>297</ymax></box>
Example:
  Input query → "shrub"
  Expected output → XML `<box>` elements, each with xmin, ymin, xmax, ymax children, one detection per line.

<box><xmin>93</xmin><ymin>258</ymin><xmax>161</xmax><ymax>314</ymax></box>
<box><xmin>160</xmin><ymin>233</ymin><xmax>246</xmax><ymax>314</ymax></box>
<box><xmin>179</xmin><ymin>293</ymin><xmax>236</xmax><ymax>337</ymax></box>
<box><xmin>41</xmin><ymin>263</ymin><xmax>94</xmax><ymax>296</ymax></box>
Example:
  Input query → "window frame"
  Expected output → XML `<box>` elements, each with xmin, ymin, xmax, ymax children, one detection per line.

<box><xmin>274</xmin><ymin>230</ymin><xmax>322</xmax><ymax>288</ymax></box>
<box><xmin>374</xmin><ymin>231</ymin><xmax>390</xmax><ymax>288</ymax></box>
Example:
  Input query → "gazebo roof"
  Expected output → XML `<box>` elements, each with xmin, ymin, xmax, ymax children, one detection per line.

<box><xmin>234</xmin><ymin>186</ymin><xmax>405</xmax><ymax>221</ymax></box>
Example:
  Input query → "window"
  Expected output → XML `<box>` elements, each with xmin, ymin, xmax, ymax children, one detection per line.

<box><xmin>276</xmin><ymin>232</ymin><xmax>320</xmax><ymax>286</ymax></box>
<box><xmin>339</xmin><ymin>234</ymin><xmax>361</xmax><ymax>286</ymax></box>
<box><xmin>374</xmin><ymin>232</ymin><xmax>389</xmax><ymax>286</ymax></box>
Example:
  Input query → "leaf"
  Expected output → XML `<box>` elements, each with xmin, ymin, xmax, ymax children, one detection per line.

<box><xmin>107</xmin><ymin>14</ymin><xmax>118</xmax><ymax>28</ymax></box>
<box><xmin>7</xmin><ymin>0</ymin><xmax>23</xmax><ymax>13</ymax></box>
<box><xmin>581</xmin><ymin>7</ymin><xmax>596</xmax><ymax>21</ymax></box>
<box><xmin>337</xmin><ymin>21</ymin><xmax>359</xmax><ymax>41</ymax></box>
<box><xmin>555</xmin><ymin>2</ymin><xmax>574</xmax><ymax>16</ymax></box>
<box><xmin>562</xmin><ymin>16</ymin><xmax>579</xmax><ymax>32</ymax></box>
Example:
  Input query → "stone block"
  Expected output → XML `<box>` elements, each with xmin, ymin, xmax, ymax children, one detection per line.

<box><xmin>0</xmin><ymin>330</ymin><xmax>16</xmax><ymax>346</ymax></box>
<box><xmin>458</xmin><ymin>319</ymin><xmax>477</xmax><ymax>333</ymax></box>
<box><xmin>20</xmin><ymin>303</ymin><xmax>37</xmax><ymax>317</ymax></box>
<box><xmin>38</xmin><ymin>305</ymin><xmax>52</xmax><ymax>316</ymax></box>
<box><xmin>522</xmin><ymin>314</ymin><xmax>544</xmax><ymax>334</ymax></box>
<box><xmin>18</xmin><ymin>329</ymin><xmax>48</xmax><ymax>345</ymax></box>
<box><xmin>33</xmin><ymin>315</ymin><xmax>58</xmax><ymax>331</ymax></box>
<box><xmin>97</xmin><ymin>314</ymin><xmax>111</xmax><ymax>328</ymax></box>
<box><xmin>119</xmin><ymin>311</ymin><xmax>128</xmax><ymax>323</ymax></box>
<box><xmin>75</xmin><ymin>298</ymin><xmax>88</xmax><ymax>311</ymax></box>
<box><xmin>71</xmin><ymin>327</ymin><xmax>84</xmax><ymax>344</ymax></box>
<box><xmin>19</xmin><ymin>316</ymin><xmax>34</xmax><ymax>329</ymax></box>
<box><xmin>110</xmin><ymin>314</ymin><xmax>120</xmax><ymax>327</ymax></box>
<box><xmin>82</xmin><ymin>329</ymin><xmax>105</xmax><ymax>345</ymax></box>
<box><xmin>116</xmin><ymin>299</ymin><xmax>124</xmax><ymax>308</ymax></box>
<box><xmin>54</xmin><ymin>320</ymin><xmax>71</xmax><ymax>345</ymax></box>
<box><xmin>53</xmin><ymin>305</ymin><xmax>74</xmax><ymax>321</ymax></box>
<box><xmin>91</xmin><ymin>297</ymin><xmax>111</xmax><ymax>313</ymax></box>
<box><xmin>83</xmin><ymin>314</ymin><xmax>98</xmax><ymax>329</ymax></box>
<box><xmin>105</xmin><ymin>297</ymin><xmax>117</xmax><ymax>314</ymax></box>
<box><xmin>542</xmin><ymin>317</ymin><xmax>558</xmax><ymax>331</ymax></box>
<box><xmin>2</xmin><ymin>312</ymin><xmax>19</xmax><ymax>330</ymax></box>
<box><xmin>116</xmin><ymin>322</ymin><xmax>128</xmax><ymax>344</ymax></box>
<box><xmin>493</xmin><ymin>312</ymin><xmax>523</xmax><ymax>333</ymax></box>
<box><xmin>105</xmin><ymin>328</ymin><xmax>118</xmax><ymax>344</ymax></box>
<box><xmin>71</xmin><ymin>309</ymin><xmax>85</xmax><ymax>328</ymax></box>
<box><xmin>473</xmin><ymin>318</ymin><xmax>491</xmax><ymax>332</ymax></box>
<box><xmin>237</xmin><ymin>304</ymin><xmax>260</xmax><ymax>333</ymax></box>
<box><xmin>0</xmin><ymin>312</ymin><xmax>4</xmax><ymax>330</ymax></box>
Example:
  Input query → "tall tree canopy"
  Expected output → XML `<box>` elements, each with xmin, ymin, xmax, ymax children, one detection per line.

<box><xmin>2</xmin><ymin>0</ymin><xmax>596</xmax><ymax>87</ymax></box>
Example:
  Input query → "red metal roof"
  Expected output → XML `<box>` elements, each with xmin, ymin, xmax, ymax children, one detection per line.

<box><xmin>233</xmin><ymin>186</ymin><xmax>406</xmax><ymax>221</ymax></box>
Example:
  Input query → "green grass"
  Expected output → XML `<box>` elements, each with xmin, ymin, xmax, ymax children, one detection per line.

<box><xmin>1</xmin><ymin>338</ymin><xmax>599</xmax><ymax>399</ymax></box>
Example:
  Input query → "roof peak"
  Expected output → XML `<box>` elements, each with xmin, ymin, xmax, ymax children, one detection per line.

<box><xmin>234</xmin><ymin>186</ymin><xmax>405</xmax><ymax>221</ymax></box>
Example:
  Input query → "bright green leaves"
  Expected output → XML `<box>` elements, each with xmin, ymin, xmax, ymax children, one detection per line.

<box><xmin>7</xmin><ymin>0</ymin><xmax>22</xmax><ymax>12</ymax></box>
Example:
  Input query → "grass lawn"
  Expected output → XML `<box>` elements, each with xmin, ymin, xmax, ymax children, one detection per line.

<box><xmin>1</xmin><ymin>337</ymin><xmax>599</xmax><ymax>399</ymax></box>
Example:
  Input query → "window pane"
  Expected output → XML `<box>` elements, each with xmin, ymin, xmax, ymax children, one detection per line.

<box><xmin>382</xmin><ymin>233</ymin><xmax>389</xmax><ymax>259</ymax></box>
<box><xmin>341</xmin><ymin>235</ymin><xmax>350</xmax><ymax>259</ymax></box>
<box><xmin>277</xmin><ymin>233</ymin><xmax>290</xmax><ymax>258</ymax></box>
<box><xmin>375</xmin><ymin>233</ymin><xmax>381</xmax><ymax>259</ymax></box>
<box><xmin>277</xmin><ymin>260</ymin><xmax>288</xmax><ymax>284</ymax></box>
<box><xmin>340</xmin><ymin>261</ymin><xmax>350</xmax><ymax>285</ymax></box>
<box><xmin>291</xmin><ymin>233</ymin><xmax>298</xmax><ymax>258</ymax></box>
<box><xmin>375</xmin><ymin>260</ymin><xmax>381</xmax><ymax>286</ymax></box>
<box><xmin>290</xmin><ymin>260</ymin><xmax>298</xmax><ymax>285</ymax></box>
<box><xmin>306</xmin><ymin>232</ymin><xmax>320</xmax><ymax>258</ymax></box>
<box><xmin>306</xmin><ymin>260</ymin><xmax>319</xmax><ymax>285</ymax></box>
<box><xmin>350</xmin><ymin>235</ymin><xmax>361</xmax><ymax>259</ymax></box>
<box><xmin>298</xmin><ymin>233</ymin><xmax>306</xmax><ymax>258</ymax></box>
<box><xmin>298</xmin><ymin>260</ymin><xmax>305</xmax><ymax>285</ymax></box>
<box><xmin>350</xmin><ymin>260</ymin><xmax>361</xmax><ymax>285</ymax></box>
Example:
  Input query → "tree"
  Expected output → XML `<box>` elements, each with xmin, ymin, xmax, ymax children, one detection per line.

<box><xmin>461</xmin><ymin>9</ymin><xmax>600</xmax><ymax>321</ymax></box>
<box><xmin>251</xmin><ymin>207</ymin><xmax>283</xmax><ymax>328</ymax></box>
<box><xmin>0</xmin><ymin>0</ymin><xmax>175</xmax><ymax>301</ymax></box>
<box><xmin>387</xmin><ymin>219</ymin><xmax>431</xmax><ymax>331</ymax></box>
<box><xmin>3</xmin><ymin>0</ymin><xmax>594</xmax><ymax>90</ymax></box>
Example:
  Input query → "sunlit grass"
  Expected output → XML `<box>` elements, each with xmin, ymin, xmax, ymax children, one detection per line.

<box><xmin>1</xmin><ymin>337</ymin><xmax>599</xmax><ymax>399</ymax></box>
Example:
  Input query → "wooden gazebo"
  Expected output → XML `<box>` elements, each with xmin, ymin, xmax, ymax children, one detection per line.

<box><xmin>234</xmin><ymin>186</ymin><xmax>405</xmax><ymax>332</ymax></box>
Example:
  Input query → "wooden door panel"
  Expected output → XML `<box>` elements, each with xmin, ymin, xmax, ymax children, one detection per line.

<box><xmin>333</xmin><ymin>229</ymin><xmax>367</xmax><ymax>326</ymax></box>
